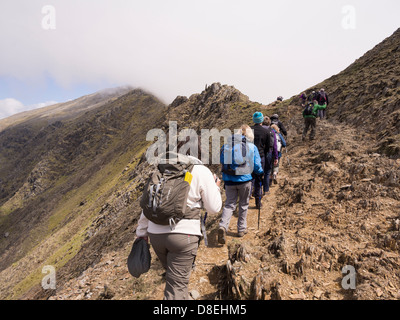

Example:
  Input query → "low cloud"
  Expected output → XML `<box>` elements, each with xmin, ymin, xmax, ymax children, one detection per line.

<box><xmin>0</xmin><ymin>1</ymin><xmax>399</xmax><ymax>107</ymax></box>
<box><xmin>0</xmin><ymin>98</ymin><xmax>57</xmax><ymax>120</ymax></box>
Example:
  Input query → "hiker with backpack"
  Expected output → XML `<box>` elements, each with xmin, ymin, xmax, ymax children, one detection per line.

<box><xmin>302</xmin><ymin>101</ymin><xmax>326</xmax><ymax>141</ymax></box>
<box><xmin>270</xmin><ymin>124</ymin><xmax>286</xmax><ymax>185</ymax></box>
<box><xmin>270</xmin><ymin>114</ymin><xmax>288</xmax><ymax>137</ymax></box>
<box><xmin>316</xmin><ymin>88</ymin><xmax>329</xmax><ymax>120</ymax></box>
<box><xmin>308</xmin><ymin>91</ymin><xmax>319</xmax><ymax>103</ymax></box>
<box><xmin>136</xmin><ymin>141</ymin><xmax>222</xmax><ymax>300</ymax></box>
<box><xmin>262</xmin><ymin>117</ymin><xmax>278</xmax><ymax>195</ymax></box>
<box><xmin>252</xmin><ymin>113</ymin><xmax>278</xmax><ymax>206</ymax></box>
<box><xmin>218</xmin><ymin>125</ymin><xmax>263</xmax><ymax>244</ymax></box>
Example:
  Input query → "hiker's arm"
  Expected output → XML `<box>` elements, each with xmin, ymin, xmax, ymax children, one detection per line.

<box><xmin>279</xmin><ymin>122</ymin><xmax>288</xmax><ymax>136</ymax></box>
<box><xmin>280</xmin><ymin>134</ymin><xmax>287</xmax><ymax>148</ymax></box>
<box><xmin>136</xmin><ymin>212</ymin><xmax>149</xmax><ymax>239</ymax></box>
<box><xmin>272</xmin><ymin>132</ymin><xmax>279</xmax><ymax>161</ymax></box>
<box><xmin>200</xmin><ymin>167</ymin><xmax>222</xmax><ymax>215</ymax></box>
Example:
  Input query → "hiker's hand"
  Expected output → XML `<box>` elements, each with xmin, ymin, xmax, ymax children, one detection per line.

<box><xmin>138</xmin><ymin>236</ymin><xmax>149</xmax><ymax>243</ymax></box>
<box><xmin>274</xmin><ymin>159</ymin><xmax>279</xmax><ymax>166</ymax></box>
<box><xmin>214</xmin><ymin>174</ymin><xmax>221</xmax><ymax>187</ymax></box>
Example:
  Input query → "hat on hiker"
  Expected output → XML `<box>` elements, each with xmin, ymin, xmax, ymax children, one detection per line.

<box><xmin>253</xmin><ymin>112</ymin><xmax>264</xmax><ymax>124</ymax></box>
<box><xmin>272</xmin><ymin>114</ymin><xmax>279</xmax><ymax>119</ymax></box>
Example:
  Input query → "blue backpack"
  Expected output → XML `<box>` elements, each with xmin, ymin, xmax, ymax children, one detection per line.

<box><xmin>221</xmin><ymin>136</ymin><xmax>249</xmax><ymax>176</ymax></box>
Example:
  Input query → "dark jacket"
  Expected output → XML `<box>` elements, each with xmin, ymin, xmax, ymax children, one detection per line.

<box><xmin>262</xmin><ymin>125</ymin><xmax>279</xmax><ymax>160</ymax></box>
<box><xmin>251</xmin><ymin>124</ymin><xmax>272</xmax><ymax>158</ymax></box>
<box><xmin>317</xmin><ymin>92</ymin><xmax>329</xmax><ymax>105</ymax></box>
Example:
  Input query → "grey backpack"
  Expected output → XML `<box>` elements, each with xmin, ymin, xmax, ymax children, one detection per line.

<box><xmin>140</xmin><ymin>153</ymin><xmax>201</xmax><ymax>227</ymax></box>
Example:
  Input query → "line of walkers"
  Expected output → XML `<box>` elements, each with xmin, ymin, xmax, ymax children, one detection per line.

<box><xmin>134</xmin><ymin>112</ymin><xmax>288</xmax><ymax>300</ymax></box>
<box><xmin>218</xmin><ymin>112</ymin><xmax>287</xmax><ymax>244</ymax></box>
<box><xmin>301</xmin><ymin>88</ymin><xmax>330</xmax><ymax>141</ymax></box>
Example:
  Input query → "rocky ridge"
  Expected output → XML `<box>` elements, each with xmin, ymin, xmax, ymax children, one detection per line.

<box><xmin>0</xmin><ymin>29</ymin><xmax>400</xmax><ymax>300</ymax></box>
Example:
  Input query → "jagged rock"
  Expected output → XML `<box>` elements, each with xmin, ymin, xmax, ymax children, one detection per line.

<box><xmin>98</xmin><ymin>285</ymin><xmax>115</xmax><ymax>300</ymax></box>
<box><xmin>294</xmin><ymin>255</ymin><xmax>306</xmax><ymax>275</ymax></box>
<box><xmin>269</xmin><ymin>281</ymin><xmax>282</xmax><ymax>300</ymax></box>
<box><xmin>210</xmin><ymin>83</ymin><xmax>222</xmax><ymax>94</ymax></box>
<box><xmin>228</xmin><ymin>243</ymin><xmax>251</xmax><ymax>263</ymax></box>
<box><xmin>289</xmin><ymin>291</ymin><xmax>306</xmax><ymax>300</ymax></box>
<box><xmin>269</xmin><ymin>234</ymin><xmax>286</xmax><ymax>258</ymax></box>
<box><xmin>281</xmin><ymin>260</ymin><xmax>291</xmax><ymax>274</ymax></box>
<box><xmin>190</xmin><ymin>290</ymin><xmax>200</xmax><ymax>300</ymax></box>
<box><xmin>251</xmin><ymin>273</ymin><xmax>264</xmax><ymax>300</ymax></box>
<box><xmin>170</xmin><ymin>96</ymin><xmax>188</xmax><ymax>108</ymax></box>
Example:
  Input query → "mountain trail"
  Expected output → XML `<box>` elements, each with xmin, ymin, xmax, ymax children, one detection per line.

<box><xmin>42</xmin><ymin>106</ymin><xmax>400</xmax><ymax>301</ymax></box>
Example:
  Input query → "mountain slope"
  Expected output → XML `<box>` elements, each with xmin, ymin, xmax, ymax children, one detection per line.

<box><xmin>0</xmin><ymin>88</ymin><xmax>166</xmax><ymax>299</ymax></box>
<box><xmin>0</xmin><ymin>28</ymin><xmax>399</xmax><ymax>301</ymax></box>
<box><xmin>291</xmin><ymin>28</ymin><xmax>400</xmax><ymax>157</ymax></box>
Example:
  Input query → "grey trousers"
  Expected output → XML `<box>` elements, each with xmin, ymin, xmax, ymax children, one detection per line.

<box><xmin>149</xmin><ymin>233</ymin><xmax>200</xmax><ymax>300</ymax></box>
<box><xmin>219</xmin><ymin>181</ymin><xmax>252</xmax><ymax>233</ymax></box>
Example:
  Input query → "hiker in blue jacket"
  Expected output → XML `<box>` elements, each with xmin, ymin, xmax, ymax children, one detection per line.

<box><xmin>218</xmin><ymin>125</ymin><xmax>263</xmax><ymax>244</ymax></box>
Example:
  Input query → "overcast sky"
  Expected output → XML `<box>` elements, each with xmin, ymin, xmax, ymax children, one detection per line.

<box><xmin>0</xmin><ymin>0</ymin><xmax>399</xmax><ymax>119</ymax></box>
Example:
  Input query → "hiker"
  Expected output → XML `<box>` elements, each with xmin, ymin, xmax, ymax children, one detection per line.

<box><xmin>302</xmin><ymin>101</ymin><xmax>325</xmax><ymax>141</ymax></box>
<box><xmin>316</xmin><ymin>88</ymin><xmax>329</xmax><ymax>120</ymax></box>
<box><xmin>252</xmin><ymin>112</ymin><xmax>278</xmax><ymax>206</ymax></box>
<box><xmin>277</xmin><ymin>96</ymin><xmax>283</xmax><ymax>102</ymax></box>
<box><xmin>307</xmin><ymin>91</ymin><xmax>319</xmax><ymax>103</ymax></box>
<box><xmin>300</xmin><ymin>92</ymin><xmax>307</xmax><ymax>107</ymax></box>
<box><xmin>270</xmin><ymin>114</ymin><xmax>288</xmax><ymax>137</ymax></box>
<box><xmin>218</xmin><ymin>125</ymin><xmax>263</xmax><ymax>244</ymax></box>
<box><xmin>270</xmin><ymin>124</ymin><xmax>286</xmax><ymax>185</ymax></box>
<box><xmin>262</xmin><ymin>117</ymin><xmax>278</xmax><ymax>195</ymax></box>
<box><xmin>136</xmin><ymin>141</ymin><xmax>222</xmax><ymax>300</ymax></box>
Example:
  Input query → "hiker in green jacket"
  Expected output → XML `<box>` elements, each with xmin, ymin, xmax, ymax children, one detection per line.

<box><xmin>302</xmin><ymin>101</ymin><xmax>325</xmax><ymax>141</ymax></box>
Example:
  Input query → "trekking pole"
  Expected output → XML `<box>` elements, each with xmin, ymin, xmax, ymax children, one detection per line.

<box><xmin>258</xmin><ymin>180</ymin><xmax>262</xmax><ymax>230</ymax></box>
<box><xmin>285</xmin><ymin>147</ymin><xmax>292</xmax><ymax>173</ymax></box>
<box><xmin>201</xmin><ymin>212</ymin><xmax>208</xmax><ymax>247</ymax></box>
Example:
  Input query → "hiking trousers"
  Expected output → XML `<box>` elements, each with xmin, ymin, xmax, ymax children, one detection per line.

<box><xmin>219</xmin><ymin>181</ymin><xmax>252</xmax><ymax>233</ymax></box>
<box><xmin>303</xmin><ymin>117</ymin><xmax>316</xmax><ymax>140</ymax></box>
<box><xmin>149</xmin><ymin>233</ymin><xmax>200</xmax><ymax>300</ymax></box>
<box><xmin>263</xmin><ymin>152</ymin><xmax>273</xmax><ymax>193</ymax></box>
<box><xmin>253</xmin><ymin>156</ymin><xmax>265</xmax><ymax>198</ymax></box>
<box><xmin>318</xmin><ymin>109</ymin><xmax>326</xmax><ymax>120</ymax></box>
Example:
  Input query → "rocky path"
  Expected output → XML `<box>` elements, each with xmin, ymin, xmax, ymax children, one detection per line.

<box><xmin>190</xmin><ymin>112</ymin><xmax>400</xmax><ymax>300</ymax></box>
<box><xmin>50</xmin><ymin>110</ymin><xmax>400</xmax><ymax>300</ymax></box>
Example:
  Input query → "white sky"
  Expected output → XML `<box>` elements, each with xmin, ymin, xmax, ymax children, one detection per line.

<box><xmin>0</xmin><ymin>0</ymin><xmax>399</xmax><ymax>119</ymax></box>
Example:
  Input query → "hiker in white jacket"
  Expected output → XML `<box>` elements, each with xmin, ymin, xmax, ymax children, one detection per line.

<box><xmin>136</xmin><ymin>153</ymin><xmax>222</xmax><ymax>300</ymax></box>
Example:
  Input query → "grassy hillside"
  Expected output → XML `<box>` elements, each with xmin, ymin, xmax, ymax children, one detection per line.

<box><xmin>0</xmin><ymin>28</ymin><xmax>399</xmax><ymax>301</ymax></box>
<box><xmin>0</xmin><ymin>88</ymin><xmax>166</xmax><ymax>299</ymax></box>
